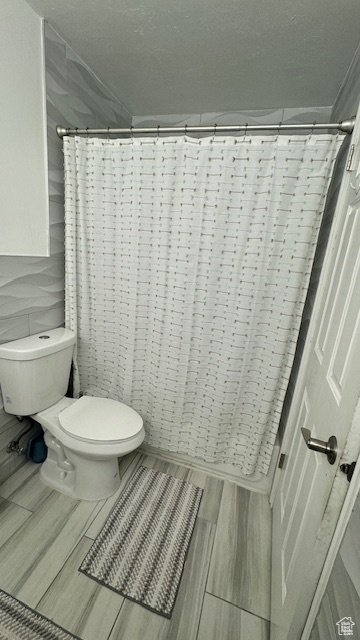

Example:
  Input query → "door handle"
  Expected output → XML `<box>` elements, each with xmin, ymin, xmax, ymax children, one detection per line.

<box><xmin>301</xmin><ymin>428</ymin><xmax>337</xmax><ymax>465</ymax></box>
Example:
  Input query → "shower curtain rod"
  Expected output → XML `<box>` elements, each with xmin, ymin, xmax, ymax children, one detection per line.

<box><xmin>56</xmin><ymin>117</ymin><xmax>356</xmax><ymax>138</ymax></box>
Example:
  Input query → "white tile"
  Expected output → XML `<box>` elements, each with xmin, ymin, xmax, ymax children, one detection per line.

<box><xmin>0</xmin><ymin>459</ymin><xmax>39</xmax><ymax>499</ymax></box>
<box><xmin>166</xmin><ymin>517</ymin><xmax>215</xmax><ymax>639</ymax></box>
<box><xmin>0</xmin><ymin>449</ymin><xmax>272</xmax><ymax>638</ymax></box>
<box><xmin>0</xmin><ymin>315</ymin><xmax>29</xmax><ymax>344</ymax></box>
<box><xmin>0</xmin><ymin>417</ymin><xmax>30</xmax><ymax>483</ymax></box>
<box><xmin>0</xmin><ymin>498</ymin><xmax>32</xmax><ymax>548</ymax></box>
<box><xmin>109</xmin><ymin>517</ymin><xmax>215</xmax><ymax>640</ymax></box>
<box><xmin>282</xmin><ymin>106</ymin><xmax>332</xmax><ymax>124</ymax></box>
<box><xmin>37</xmin><ymin>537</ymin><xmax>123</xmax><ymax>640</ymax></box>
<box><xmin>28</xmin><ymin>306</ymin><xmax>65</xmax><ymax>335</ymax></box>
<box><xmin>207</xmin><ymin>482</ymin><xmax>271</xmax><ymax>620</ymax></box>
<box><xmin>199</xmin><ymin>109</ymin><xmax>284</xmax><ymax>126</ymax></box>
<box><xmin>186</xmin><ymin>468</ymin><xmax>223</xmax><ymax>523</ymax></box>
<box><xmin>0</xmin><ymin>452</ymin><xmax>27</xmax><ymax>485</ymax></box>
<box><xmin>132</xmin><ymin>114</ymin><xmax>201</xmax><ymax>128</ymax></box>
<box><xmin>1</xmin><ymin>465</ymin><xmax>54</xmax><ymax>511</ymax></box>
<box><xmin>198</xmin><ymin>593</ymin><xmax>269</xmax><ymax>640</ymax></box>
<box><xmin>109</xmin><ymin>599</ymin><xmax>168</xmax><ymax>640</ymax></box>
<box><xmin>0</xmin><ymin>490</ymin><xmax>102</xmax><ymax>607</ymax></box>
<box><xmin>0</xmin><ymin>408</ymin><xmax>18</xmax><ymax>431</ymax></box>
<box><xmin>48</xmin><ymin>200</ymin><xmax>65</xmax><ymax>224</ymax></box>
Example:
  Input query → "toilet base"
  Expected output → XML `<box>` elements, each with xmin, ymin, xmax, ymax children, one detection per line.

<box><xmin>41</xmin><ymin>432</ymin><xmax>121</xmax><ymax>500</ymax></box>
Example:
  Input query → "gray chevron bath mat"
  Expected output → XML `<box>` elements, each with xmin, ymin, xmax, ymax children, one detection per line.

<box><xmin>79</xmin><ymin>465</ymin><xmax>203</xmax><ymax>618</ymax></box>
<box><xmin>0</xmin><ymin>589</ymin><xmax>80</xmax><ymax>639</ymax></box>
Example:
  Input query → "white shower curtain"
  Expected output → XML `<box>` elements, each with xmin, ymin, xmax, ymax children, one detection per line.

<box><xmin>64</xmin><ymin>133</ymin><xmax>342</xmax><ymax>475</ymax></box>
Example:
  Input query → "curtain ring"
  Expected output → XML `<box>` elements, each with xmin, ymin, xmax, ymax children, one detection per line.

<box><xmin>107</xmin><ymin>127</ymin><xmax>110</xmax><ymax>140</ymax></box>
<box><xmin>157</xmin><ymin>125</ymin><xmax>160</xmax><ymax>139</ymax></box>
<box><xmin>244</xmin><ymin>123</ymin><xmax>248</xmax><ymax>136</ymax></box>
<box><xmin>130</xmin><ymin>125</ymin><xmax>134</xmax><ymax>140</ymax></box>
<box><xmin>86</xmin><ymin>127</ymin><xmax>89</xmax><ymax>138</ymax></box>
<box><xmin>311</xmin><ymin>121</ymin><xmax>316</xmax><ymax>137</ymax></box>
<box><xmin>214</xmin><ymin>123</ymin><xmax>217</xmax><ymax>136</ymax></box>
<box><xmin>185</xmin><ymin>124</ymin><xmax>188</xmax><ymax>137</ymax></box>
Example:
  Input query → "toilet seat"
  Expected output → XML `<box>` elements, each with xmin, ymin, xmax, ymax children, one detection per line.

<box><xmin>59</xmin><ymin>396</ymin><xmax>143</xmax><ymax>443</ymax></box>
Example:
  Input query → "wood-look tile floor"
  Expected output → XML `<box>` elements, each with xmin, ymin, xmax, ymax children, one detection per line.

<box><xmin>0</xmin><ymin>452</ymin><xmax>271</xmax><ymax>640</ymax></box>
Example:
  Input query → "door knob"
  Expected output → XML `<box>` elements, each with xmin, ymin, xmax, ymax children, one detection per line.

<box><xmin>301</xmin><ymin>428</ymin><xmax>337</xmax><ymax>465</ymax></box>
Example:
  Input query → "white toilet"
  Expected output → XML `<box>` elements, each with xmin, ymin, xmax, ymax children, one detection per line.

<box><xmin>0</xmin><ymin>328</ymin><xmax>145</xmax><ymax>500</ymax></box>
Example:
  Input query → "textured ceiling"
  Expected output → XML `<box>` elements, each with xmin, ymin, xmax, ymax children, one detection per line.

<box><xmin>26</xmin><ymin>0</ymin><xmax>360</xmax><ymax>115</ymax></box>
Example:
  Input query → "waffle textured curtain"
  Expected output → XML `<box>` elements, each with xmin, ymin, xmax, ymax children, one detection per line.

<box><xmin>64</xmin><ymin>133</ymin><xmax>342</xmax><ymax>475</ymax></box>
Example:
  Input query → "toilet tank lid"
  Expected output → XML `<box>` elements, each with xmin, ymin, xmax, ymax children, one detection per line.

<box><xmin>0</xmin><ymin>328</ymin><xmax>76</xmax><ymax>361</ymax></box>
<box><xmin>59</xmin><ymin>396</ymin><xmax>143</xmax><ymax>441</ymax></box>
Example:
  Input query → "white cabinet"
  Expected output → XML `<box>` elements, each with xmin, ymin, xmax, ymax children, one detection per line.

<box><xmin>0</xmin><ymin>0</ymin><xmax>49</xmax><ymax>256</ymax></box>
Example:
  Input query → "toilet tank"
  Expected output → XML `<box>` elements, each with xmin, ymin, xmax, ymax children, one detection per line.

<box><xmin>0</xmin><ymin>328</ymin><xmax>76</xmax><ymax>416</ymax></box>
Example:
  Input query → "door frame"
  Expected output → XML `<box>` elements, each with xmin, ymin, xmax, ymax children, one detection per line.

<box><xmin>270</xmin><ymin>100</ymin><xmax>360</xmax><ymax>639</ymax></box>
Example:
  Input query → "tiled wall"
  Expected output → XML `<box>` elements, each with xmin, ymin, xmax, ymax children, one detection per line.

<box><xmin>0</xmin><ymin>22</ymin><xmax>131</xmax><ymax>482</ymax></box>
<box><xmin>133</xmin><ymin>106</ymin><xmax>332</xmax><ymax>132</ymax></box>
<box><xmin>332</xmin><ymin>41</ymin><xmax>360</xmax><ymax>122</ymax></box>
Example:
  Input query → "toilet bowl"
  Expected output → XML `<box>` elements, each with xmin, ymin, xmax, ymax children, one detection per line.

<box><xmin>0</xmin><ymin>328</ymin><xmax>145</xmax><ymax>501</ymax></box>
<box><xmin>33</xmin><ymin>395</ymin><xmax>145</xmax><ymax>500</ymax></box>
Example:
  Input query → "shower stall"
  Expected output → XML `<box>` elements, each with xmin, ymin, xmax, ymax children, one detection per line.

<box><xmin>59</xmin><ymin>120</ymin><xmax>350</xmax><ymax>487</ymax></box>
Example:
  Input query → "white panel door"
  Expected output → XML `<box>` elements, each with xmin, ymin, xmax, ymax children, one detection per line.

<box><xmin>271</xmin><ymin>110</ymin><xmax>360</xmax><ymax>640</ymax></box>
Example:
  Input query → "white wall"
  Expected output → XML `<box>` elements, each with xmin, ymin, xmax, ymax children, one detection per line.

<box><xmin>0</xmin><ymin>0</ymin><xmax>49</xmax><ymax>256</ymax></box>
